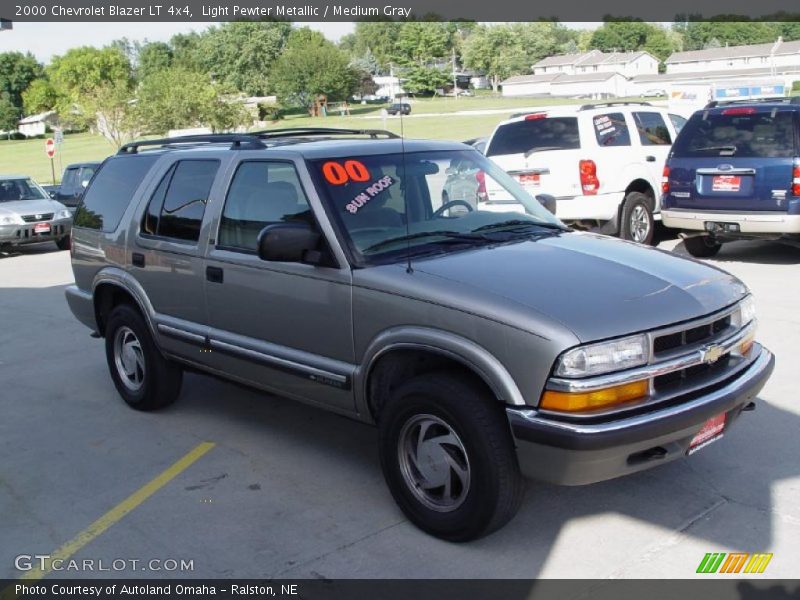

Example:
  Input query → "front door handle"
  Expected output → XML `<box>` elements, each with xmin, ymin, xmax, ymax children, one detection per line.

<box><xmin>645</xmin><ymin>155</ymin><xmax>656</xmax><ymax>162</ymax></box>
<box><xmin>206</xmin><ymin>266</ymin><xmax>224</xmax><ymax>283</ymax></box>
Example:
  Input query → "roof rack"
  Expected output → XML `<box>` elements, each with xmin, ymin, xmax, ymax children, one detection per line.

<box><xmin>704</xmin><ymin>96</ymin><xmax>800</xmax><ymax>108</ymax></box>
<box><xmin>117</xmin><ymin>127</ymin><xmax>400</xmax><ymax>155</ymax></box>
<box><xmin>249</xmin><ymin>127</ymin><xmax>400</xmax><ymax>139</ymax></box>
<box><xmin>579</xmin><ymin>101</ymin><xmax>652</xmax><ymax>111</ymax></box>
<box><xmin>118</xmin><ymin>134</ymin><xmax>264</xmax><ymax>154</ymax></box>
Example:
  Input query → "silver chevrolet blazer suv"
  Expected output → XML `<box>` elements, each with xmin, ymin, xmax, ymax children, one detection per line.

<box><xmin>65</xmin><ymin>129</ymin><xmax>774</xmax><ymax>541</ymax></box>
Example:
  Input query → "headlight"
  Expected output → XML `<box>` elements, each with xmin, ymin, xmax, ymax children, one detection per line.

<box><xmin>733</xmin><ymin>295</ymin><xmax>756</xmax><ymax>328</ymax></box>
<box><xmin>57</xmin><ymin>209</ymin><xmax>72</xmax><ymax>219</ymax></box>
<box><xmin>0</xmin><ymin>215</ymin><xmax>22</xmax><ymax>225</ymax></box>
<box><xmin>555</xmin><ymin>334</ymin><xmax>649</xmax><ymax>378</ymax></box>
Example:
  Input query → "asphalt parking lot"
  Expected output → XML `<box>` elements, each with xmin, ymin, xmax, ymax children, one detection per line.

<box><xmin>1</xmin><ymin>237</ymin><xmax>798</xmax><ymax>580</ymax></box>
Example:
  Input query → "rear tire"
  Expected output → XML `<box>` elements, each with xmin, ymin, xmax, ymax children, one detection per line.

<box><xmin>378</xmin><ymin>373</ymin><xmax>524</xmax><ymax>542</ymax></box>
<box><xmin>683</xmin><ymin>235</ymin><xmax>722</xmax><ymax>258</ymax></box>
<box><xmin>56</xmin><ymin>235</ymin><xmax>70</xmax><ymax>251</ymax></box>
<box><xmin>104</xmin><ymin>304</ymin><xmax>183</xmax><ymax>411</ymax></box>
<box><xmin>620</xmin><ymin>192</ymin><xmax>655</xmax><ymax>245</ymax></box>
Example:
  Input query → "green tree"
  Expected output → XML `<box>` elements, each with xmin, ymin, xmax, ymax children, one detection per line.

<box><xmin>462</xmin><ymin>24</ymin><xmax>529</xmax><ymax>92</ymax></box>
<box><xmin>271</xmin><ymin>29</ymin><xmax>359</xmax><ymax>110</ymax></box>
<box><xmin>396</xmin><ymin>21</ymin><xmax>452</xmax><ymax>65</ymax></box>
<box><xmin>137</xmin><ymin>41</ymin><xmax>173</xmax><ymax>80</ymax></box>
<box><xmin>197</xmin><ymin>22</ymin><xmax>292</xmax><ymax>96</ymax></box>
<box><xmin>673</xmin><ymin>19</ymin><xmax>781</xmax><ymax>51</ymax></box>
<box><xmin>401</xmin><ymin>65</ymin><xmax>451</xmax><ymax>95</ymax></box>
<box><xmin>0</xmin><ymin>52</ymin><xmax>44</xmax><ymax>113</ymax></box>
<box><xmin>0</xmin><ymin>92</ymin><xmax>19</xmax><ymax>135</ymax></box>
<box><xmin>22</xmin><ymin>78</ymin><xmax>58</xmax><ymax>115</ymax></box>
<box><xmin>83</xmin><ymin>80</ymin><xmax>140</xmax><ymax>148</ymax></box>
<box><xmin>137</xmin><ymin>68</ymin><xmax>249</xmax><ymax>134</ymax></box>
<box><xmin>344</xmin><ymin>22</ymin><xmax>403</xmax><ymax>71</ymax></box>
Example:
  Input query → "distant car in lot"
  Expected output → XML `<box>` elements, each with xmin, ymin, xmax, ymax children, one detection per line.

<box><xmin>49</xmin><ymin>162</ymin><xmax>101</xmax><ymax>211</ymax></box>
<box><xmin>662</xmin><ymin>98</ymin><xmax>800</xmax><ymax>257</ymax></box>
<box><xmin>484</xmin><ymin>102</ymin><xmax>685</xmax><ymax>245</ymax></box>
<box><xmin>643</xmin><ymin>89</ymin><xmax>667</xmax><ymax>97</ymax></box>
<box><xmin>0</xmin><ymin>175</ymin><xmax>72</xmax><ymax>251</ymax></box>
<box><xmin>386</xmin><ymin>103</ymin><xmax>411</xmax><ymax>116</ymax></box>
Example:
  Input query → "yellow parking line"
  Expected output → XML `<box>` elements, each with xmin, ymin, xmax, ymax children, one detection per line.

<box><xmin>16</xmin><ymin>441</ymin><xmax>215</xmax><ymax>582</ymax></box>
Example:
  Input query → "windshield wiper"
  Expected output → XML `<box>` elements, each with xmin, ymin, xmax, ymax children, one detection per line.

<box><xmin>693</xmin><ymin>145</ymin><xmax>737</xmax><ymax>155</ymax></box>
<box><xmin>473</xmin><ymin>220</ymin><xmax>568</xmax><ymax>233</ymax></box>
<box><xmin>363</xmin><ymin>230</ymin><xmax>491</xmax><ymax>253</ymax></box>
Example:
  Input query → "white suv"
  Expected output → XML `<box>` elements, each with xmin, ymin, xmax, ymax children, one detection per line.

<box><xmin>483</xmin><ymin>102</ymin><xmax>687</xmax><ymax>244</ymax></box>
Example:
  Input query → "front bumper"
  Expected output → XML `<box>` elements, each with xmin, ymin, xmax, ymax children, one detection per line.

<box><xmin>662</xmin><ymin>209</ymin><xmax>800</xmax><ymax>234</ymax></box>
<box><xmin>507</xmin><ymin>346</ymin><xmax>774</xmax><ymax>486</ymax></box>
<box><xmin>0</xmin><ymin>218</ymin><xmax>72</xmax><ymax>245</ymax></box>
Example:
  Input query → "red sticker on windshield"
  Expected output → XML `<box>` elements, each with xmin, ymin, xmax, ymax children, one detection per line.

<box><xmin>322</xmin><ymin>160</ymin><xmax>371</xmax><ymax>185</ymax></box>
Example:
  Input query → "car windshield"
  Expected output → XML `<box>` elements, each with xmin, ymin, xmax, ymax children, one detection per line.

<box><xmin>311</xmin><ymin>150</ymin><xmax>566</xmax><ymax>265</ymax></box>
<box><xmin>0</xmin><ymin>178</ymin><xmax>48</xmax><ymax>202</ymax></box>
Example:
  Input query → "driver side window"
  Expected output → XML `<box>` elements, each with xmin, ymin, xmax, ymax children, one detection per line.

<box><xmin>218</xmin><ymin>161</ymin><xmax>311</xmax><ymax>252</ymax></box>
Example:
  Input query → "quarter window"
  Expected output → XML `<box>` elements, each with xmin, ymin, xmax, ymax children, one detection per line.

<box><xmin>141</xmin><ymin>160</ymin><xmax>219</xmax><ymax>242</ymax></box>
<box><xmin>593</xmin><ymin>112</ymin><xmax>631</xmax><ymax>147</ymax></box>
<box><xmin>633</xmin><ymin>111</ymin><xmax>672</xmax><ymax>146</ymax></box>
<box><xmin>218</xmin><ymin>161</ymin><xmax>311</xmax><ymax>252</ymax></box>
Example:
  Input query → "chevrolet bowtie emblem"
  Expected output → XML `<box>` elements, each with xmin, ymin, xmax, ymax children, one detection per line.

<box><xmin>35</xmin><ymin>214</ymin><xmax>42</xmax><ymax>219</ymax></box>
<box><xmin>702</xmin><ymin>344</ymin><xmax>725</xmax><ymax>364</ymax></box>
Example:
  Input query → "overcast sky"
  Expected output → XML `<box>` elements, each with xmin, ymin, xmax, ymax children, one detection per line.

<box><xmin>0</xmin><ymin>22</ymin><xmax>599</xmax><ymax>63</ymax></box>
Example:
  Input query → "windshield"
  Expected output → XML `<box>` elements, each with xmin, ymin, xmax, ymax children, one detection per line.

<box><xmin>311</xmin><ymin>150</ymin><xmax>566</xmax><ymax>265</ymax></box>
<box><xmin>486</xmin><ymin>117</ymin><xmax>580</xmax><ymax>157</ymax></box>
<box><xmin>0</xmin><ymin>178</ymin><xmax>48</xmax><ymax>202</ymax></box>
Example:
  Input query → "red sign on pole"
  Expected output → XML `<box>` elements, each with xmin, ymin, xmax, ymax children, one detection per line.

<box><xmin>45</xmin><ymin>138</ymin><xmax>56</xmax><ymax>158</ymax></box>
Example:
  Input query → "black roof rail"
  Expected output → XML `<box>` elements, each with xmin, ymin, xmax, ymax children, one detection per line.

<box><xmin>704</xmin><ymin>96</ymin><xmax>800</xmax><ymax>108</ymax></box>
<box><xmin>117</xmin><ymin>128</ymin><xmax>401</xmax><ymax>155</ymax></box>
<box><xmin>579</xmin><ymin>101</ymin><xmax>652</xmax><ymax>111</ymax></box>
<box><xmin>118</xmin><ymin>134</ymin><xmax>264</xmax><ymax>154</ymax></box>
<box><xmin>250</xmin><ymin>127</ymin><xmax>400</xmax><ymax>139</ymax></box>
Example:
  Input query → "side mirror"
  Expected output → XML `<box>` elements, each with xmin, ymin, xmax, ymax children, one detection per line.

<box><xmin>535</xmin><ymin>193</ymin><xmax>557</xmax><ymax>215</ymax></box>
<box><xmin>257</xmin><ymin>222</ymin><xmax>321</xmax><ymax>263</ymax></box>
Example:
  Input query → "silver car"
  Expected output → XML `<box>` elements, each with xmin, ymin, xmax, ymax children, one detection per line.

<box><xmin>0</xmin><ymin>175</ymin><xmax>73</xmax><ymax>251</ymax></box>
<box><xmin>65</xmin><ymin>130</ymin><xmax>773</xmax><ymax>541</ymax></box>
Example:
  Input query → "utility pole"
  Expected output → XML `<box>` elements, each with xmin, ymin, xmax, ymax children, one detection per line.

<box><xmin>452</xmin><ymin>47</ymin><xmax>458</xmax><ymax>98</ymax></box>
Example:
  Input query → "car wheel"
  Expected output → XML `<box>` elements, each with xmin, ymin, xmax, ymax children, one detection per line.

<box><xmin>683</xmin><ymin>235</ymin><xmax>722</xmax><ymax>258</ymax></box>
<box><xmin>104</xmin><ymin>303</ymin><xmax>182</xmax><ymax>411</ymax></box>
<box><xmin>620</xmin><ymin>192</ymin><xmax>655</xmax><ymax>245</ymax></box>
<box><xmin>378</xmin><ymin>373</ymin><xmax>524</xmax><ymax>542</ymax></box>
<box><xmin>56</xmin><ymin>235</ymin><xmax>70</xmax><ymax>251</ymax></box>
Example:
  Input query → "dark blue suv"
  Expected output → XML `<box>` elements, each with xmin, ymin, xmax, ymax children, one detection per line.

<box><xmin>662</xmin><ymin>98</ymin><xmax>800</xmax><ymax>257</ymax></box>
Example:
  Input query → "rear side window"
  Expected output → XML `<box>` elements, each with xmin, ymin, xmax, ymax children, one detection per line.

<box><xmin>593</xmin><ymin>112</ymin><xmax>631</xmax><ymax>147</ymax></box>
<box><xmin>672</xmin><ymin>110</ymin><xmax>796</xmax><ymax>158</ymax></box>
<box><xmin>633</xmin><ymin>112</ymin><xmax>672</xmax><ymax>146</ymax></box>
<box><xmin>218</xmin><ymin>161</ymin><xmax>311</xmax><ymax>252</ymax></box>
<box><xmin>74</xmin><ymin>156</ymin><xmax>158</xmax><ymax>232</ymax></box>
<box><xmin>61</xmin><ymin>167</ymin><xmax>79</xmax><ymax>193</ymax></box>
<box><xmin>141</xmin><ymin>160</ymin><xmax>219</xmax><ymax>242</ymax></box>
<box><xmin>669</xmin><ymin>113</ymin><xmax>687</xmax><ymax>134</ymax></box>
<box><xmin>486</xmin><ymin>117</ymin><xmax>580</xmax><ymax>157</ymax></box>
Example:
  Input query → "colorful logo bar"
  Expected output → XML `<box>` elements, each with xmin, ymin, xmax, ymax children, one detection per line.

<box><xmin>696</xmin><ymin>552</ymin><xmax>773</xmax><ymax>574</ymax></box>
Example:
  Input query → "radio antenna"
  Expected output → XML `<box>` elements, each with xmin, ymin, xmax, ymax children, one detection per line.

<box><xmin>399</xmin><ymin>104</ymin><xmax>412</xmax><ymax>274</ymax></box>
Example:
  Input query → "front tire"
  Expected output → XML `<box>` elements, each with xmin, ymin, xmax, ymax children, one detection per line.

<box><xmin>683</xmin><ymin>235</ymin><xmax>722</xmax><ymax>258</ymax></box>
<box><xmin>56</xmin><ymin>235</ymin><xmax>70</xmax><ymax>251</ymax></box>
<box><xmin>620</xmin><ymin>192</ymin><xmax>655</xmax><ymax>245</ymax></box>
<box><xmin>104</xmin><ymin>304</ymin><xmax>183</xmax><ymax>411</ymax></box>
<box><xmin>378</xmin><ymin>373</ymin><xmax>524</xmax><ymax>542</ymax></box>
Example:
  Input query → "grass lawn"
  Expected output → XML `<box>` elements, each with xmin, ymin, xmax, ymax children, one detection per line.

<box><xmin>0</xmin><ymin>95</ymin><xmax>654</xmax><ymax>183</ymax></box>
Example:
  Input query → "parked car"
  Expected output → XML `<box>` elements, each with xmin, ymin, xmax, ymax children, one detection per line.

<box><xmin>662</xmin><ymin>98</ymin><xmax>800</xmax><ymax>257</ymax></box>
<box><xmin>0</xmin><ymin>175</ymin><xmax>73</xmax><ymax>251</ymax></box>
<box><xmin>65</xmin><ymin>129</ymin><xmax>772</xmax><ymax>541</ymax></box>
<box><xmin>49</xmin><ymin>162</ymin><xmax>101</xmax><ymax>211</ymax></box>
<box><xmin>386</xmin><ymin>103</ymin><xmax>411</xmax><ymax>116</ymax></box>
<box><xmin>484</xmin><ymin>102</ymin><xmax>686</xmax><ymax>245</ymax></box>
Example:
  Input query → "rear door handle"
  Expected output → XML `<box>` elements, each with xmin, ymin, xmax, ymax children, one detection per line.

<box><xmin>132</xmin><ymin>252</ymin><xmax>145</xmax><ymax>268</ymax></box>
<box><xmin>645</xmin><ymin>155</ymin><xmax>656</xmax><ymax>162</ymax></box>
<box><xmin>206</xmin><ymin>266</ymin><xmax>224</xmax><ymax>283</ymax></box>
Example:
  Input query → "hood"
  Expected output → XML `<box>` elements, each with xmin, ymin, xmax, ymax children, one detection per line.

<box><xmin>409</xmin><ymin>232</ymin><xmax>747</xmax><ymax>343</ymax></box>
<box><xmin>0</xmin><ymin>198</ymin><xmax>67</xmax><ymax>217</ymax></box>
